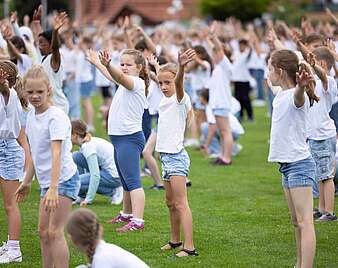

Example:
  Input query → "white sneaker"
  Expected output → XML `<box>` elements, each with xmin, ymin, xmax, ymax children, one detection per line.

<box><xmin>0</xmin><ymin>242</ymin><xmax>7</xmax><ymax>256</ymax></box>
<box><xmin>232</xmin><ymin>144</ymin><xmax>243</xmax><ymax>156</ymax></box>
<box><xmin>111</xmin><ymin>186</ymin><xmax>123</xmax><ymax>205</ymax></box>
<box><xmin>0</xmin><ymin>251</ymin><xmax>22</xmax><ymax>264</ymax></box>
<box><xmin>252</xmin><ymin>99</ymin><xmax>266</xmax><ymax>107</ymax></box>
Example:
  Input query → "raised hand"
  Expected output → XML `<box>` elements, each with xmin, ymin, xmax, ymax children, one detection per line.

<box><xmin>147</xmin><ymin>54</ymin><xmax>159</xmax><ymax>67</ymax></box>
<box><xmin>53</xmin><ymin>11</ymin><xmax>68</xmax><ymax>31</ymax></box>
<box><xmin>0</xmin><ymin>68</ymin><xmax>10</xmax><ymax>93</ymax></box>
<box><xmin>178</xmin><ymin>48</ymin><xmax>196</xmax><ymax>67</ymax></box>
<box><xmin>85</xmin><ymin>49</ymin><xmax>100</xmax><ymax>65</ymax></box>
<box><xmin>33</xmin><ymin>5</ymin><xmax>42</xmax><ymax>22</ymax></box>
<box><xmin>122</xmin><ymin>16</ymin><xmax>131</xmax><ymax>32</ymax></box>
<box><xmin>1</xmin><ymin>25</ymin><xmax>12</xmax><ymax>41</ymax></box>
<box><xmin>99</xmin><ymin>50</ymin><xmax>111</xmax><ymax>67</ymax></box>
<box><xmin>10</xmin><ymin>11</ymin><xmax>18</xmax><ymax>24</ymax></box>
<box><xmin>324</xmin><ymin>38</ymin><xmax>336</xmax><ymax>52</ymax></box>
<box><xmin>306</xmin><ymin>52</ymin><xmax>316</xmax><ymax>67</ymax></box>
<box><xmin>296</xmin><ymin>63</ymin><xmax>319</xmax><ymax>104</ymax></box>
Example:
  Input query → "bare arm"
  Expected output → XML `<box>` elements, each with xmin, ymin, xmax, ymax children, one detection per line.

<box><xmin>86</xmin><ymin>49</ymin><xmax>115</xmax><ymax>83</ymax></box>
<box><xmin>31</xmin><ymin>5</ymin><xmax>43</xmax><ymax>43</ymax></box>
<box><xmin>16</xmin><ymin>128</ymin><xmax>32</xmax><ymax>173</ymax></box>
<box><xmin>176</xmin><ymin>49</ymin><xmax>196</xmax><ymax>102</ymax></box>
<box><xmin>99</xmin><ymin>50</ymin><xmax>135</xmax><ymax>90</ymax></box>
<box><xmin>326</xmin><ymin>7</ymin><xmax>338</xmax><ymax>25</ymax></box>
<box><xmin>135</xmin><ymin>26</ymin><xmax>156</xmax><ymax>54</ymax></box>
<box><xmin>306</xmin><ymin>53</ymin><xmax>328</xmax><ymax>91</ymax></box>
<box><xmin>294</xmin><ymin>64</ymin><xmax>318</xmax><ymax>107</ymax></box>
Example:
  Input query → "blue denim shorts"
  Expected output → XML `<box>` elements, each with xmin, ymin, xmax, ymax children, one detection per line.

<box><xmin>212</xmin><ymin>108</ymin><xmax>230</xmax><ymax>118</ymax></box>
<box><xmin>160</xmin><ymin>149</ymin><xmax>190</xmax><ymax>181</ymax></box>
<box><xmin>0</xmin><ymin>139</ymin><xmax>24</xmax><ymax>181</ymax></box>
<box><xmin>40</xmin><ymin>171</ymin><xmax>80</xmax><ymax>201</ymax></box>
<box><xmin>309</xmin><ymin>137</ymin><xmax>336</xmax><ymax>181</ymax></box>
<box><xmin>279</xmin><ymin>157</ymin><xmax>316</xmax><ymax>189</ymax></box>
<box><xmin>80</xmin><ymin>81</ymin><xmax>94</xmax><ymax>98</ymax></box>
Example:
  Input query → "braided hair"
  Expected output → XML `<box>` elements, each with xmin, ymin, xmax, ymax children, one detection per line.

<box><xmin>66</xmin><ymin>208</ymin><xmax>102</xmax><ymax>264</ymax></box>
<box><xmin>0</xmin><ymin>60</ymin><xmax>28</xmax><ymax>109</ymax></box>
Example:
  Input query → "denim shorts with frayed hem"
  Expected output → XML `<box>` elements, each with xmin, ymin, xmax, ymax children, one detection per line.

<box><xmin>309</xmin><ymin>137</ymin><xmax>336</xmax><ymax>182</ymax></box>
<box><xmin>279</xmin><ymin>157</ymin><xmax>316</xmax><ymax>189</ymax></box>
<box><xmin>0</xmin><ymin>139</ymin><xmax>24</xmax><ymax>181</ymax></box>
<box><xmin>160</xmin><ymin>149</ymin><xmax>190</xmax><ymax>181</ymax></box>
<box><xmin>212</xmin><ymin>108</ymin><xmax>230</xmax><ymax>118</ymax></box>
<box><xmin>40</xmin><ymin>171</ymin><xmax>80</xmax><ymax>201</ymax></box>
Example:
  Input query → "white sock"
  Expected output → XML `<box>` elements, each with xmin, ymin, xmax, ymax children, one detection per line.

<box><xmin>132</xmin><ymin>218</ymin><xmax>144</xmax><ymax>225</ymax></box>
<box><xmin>7</xmin><ymin>240</ymin><xmax>20</xmax><ymax>255</ymax></box>
<box><xmin>121</xmin><ymin>212</ymin><xmax>132</xmax><ymax>218</ymax></box>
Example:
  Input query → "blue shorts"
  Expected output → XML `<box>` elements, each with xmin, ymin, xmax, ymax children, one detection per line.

<box><xmin>0</xmin><ymin>139</ymin><xmax>24</xmax><ymax>181</ymax></box>
<box><xmin>40</xmin><ymin>171</ymin><xmax>80</xmax><ymax>201</ymax></box>
<box><xmin>160</xmin><ymin>149</ymin><xmax>190</xmax><ymax>181</ymax></box>
<box><xmin>80</xmin><ymin>81</ymin><xmax>94</xmax><ymax>98</ymax></box>
<box><xmin>109</xmin><ymin>131</ymin><xmax>145</xmax><ymax>191</ymax></box>
<box><xmin>279</xmin><ymin>157</ymin><xmax>316</xmax><ymax>189</ymax></box>
<box><xmin>309</xmin><ymin>137</ymin><xmax>336</xmax><ymax>181</ymax></box>
<box><xmin>212</xmin><ymin>108</ymin><xmax>230</xmax><ymax>118</ymax></box>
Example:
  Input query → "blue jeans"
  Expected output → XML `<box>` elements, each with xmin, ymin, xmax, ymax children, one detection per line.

<box><xmin>329</xmin><ymin>101</ymin><xmax>338</xmax><ymax>133</ymax></box>
<box><xmin>249</xmin><ymin>69</ymin><xmax>265</xmax><ymax>100</ymax></box>
<box><xmin>267</xmin><ymin>87</ymin><xmax>275</xmax><ymax>117</ymax></box>
<box><xmin>72</xmin><ymin>152</ymin><xmax>121</xmax><ymax>199</ymax></box>
<box><xmin>63</xmin><ymin>78</ymin><xmax>80</xmax><ymax>119</ymax></box>
<box><xmin>0</xmin><ymin>139</ymin><xmax>24</xmax><ymax>180</ymax></box>
<box><xmin>142</xmin><ymin>109</ymin><xmax>152</xmax><ymax>142</ymax></box>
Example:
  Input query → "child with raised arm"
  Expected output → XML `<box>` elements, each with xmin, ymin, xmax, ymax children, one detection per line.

<box><xmin>0</xmin><ymin>61</ymin><xmax>30</xmax><ymax>264</ymax></box>
<box><xmin>15</xmin><ymin>66</ymin><xmax>80</xmax><ymax>268</ymax></box>
<box><xmin>268</xmin><ymin>49</ymin><xmax>319</xmax><ymax>268</ymax></box>
<box><xmin>156</xmin><ymin>49</ymin><xmax>198</xmax><ymax>257</ymax></box>
<box><xmin>99</xmin><ymin>49</ymin><xmax>148</xmax><ymax>232</ymax></box>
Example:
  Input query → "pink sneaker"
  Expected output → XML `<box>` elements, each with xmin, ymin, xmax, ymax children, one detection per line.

<box><xmin>116</xmin><ymin>221</ymin><xmax>144</xmax><ymax>233</ymax></box>
<box><xmin>108</xmin><ymin>213</ymin><xmax>132</xmax><ymax>224</ymax></box>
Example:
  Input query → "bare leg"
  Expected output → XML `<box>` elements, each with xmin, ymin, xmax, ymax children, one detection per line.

<box><xmin>323</xmin><ymin>179</ymin><xmax>335</xmax><ymax>214</ymax></box>
<box><xmin>215</xmin><ymin>116</ymin><xmax>233</xmax><ymax>163</ymax></box>
<box><xmin>130</xmin><ymin>188</ymin><xmax>145</xmax><ymax>219</ymax></box>
<box><xmin>170</xmin><ymin>176</ymin><xmax>194</xmax><ymax>250</ymax></box>
<box><xmin>0</xmin><ymin>179</ymin><xmax>21</xmax><ymax>241</ymax></box>
<box><xmin>48</xmin><ymin>196</ymin><xmax>72</xmax><ymax>268</ymax></box>
<box><xmin>290</xmin><ymin>187</ymin><xmax>316</xmax><ymax>268</ymax></box>
<box><xmin>318</xmin><ymin>181</ymin><xmax>325</xmax><ymax>212</ymax></box>
<box><xmin>38</xmin><ymin>200</ymin><xmax>53</xmax><ymax>268</ymax></box>
<box><xmin>284</xmin><ymin>188</ymin><xmax>302</xmax><ymax>268</ymax></box>
<box><xmin>164</xmin><ymin>181</ymin><xmax>180</xmax><ymax>243</ymax></box>
<box><xmin>122</xmin><ymin>191</ymin><xmax>132</xmax><ymax>214</ymax></box>
<box><xmin>82</xmin><ymin>98</ymin><xmax>94</xmax><ymax>128</ymax></box>
<box><xmin>142</xmin><ymin>133</ymin><xmax>162</xmax><ymax>186</ymax></box>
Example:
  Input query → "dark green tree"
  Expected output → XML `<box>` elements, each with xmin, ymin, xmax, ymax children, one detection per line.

<box><xmin>200</xmin><ymin>0</ymin><xmax>271</xmax><ymax>21</ymax></box>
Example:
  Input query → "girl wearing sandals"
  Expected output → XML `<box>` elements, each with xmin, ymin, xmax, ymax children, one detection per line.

<box><xmin>267</xmin><ymin>49</ymin><xmax>319</xmax><ymax>268</ymax></box>
<box><xmin>155</xmin><ymin>49</ymin><xmax>198</xmax><ymax>257</ymax></box>
<box><xmin>67</xmin><ymin>208</ymin><xmax>149</xmax><ymax>268</ymax></box>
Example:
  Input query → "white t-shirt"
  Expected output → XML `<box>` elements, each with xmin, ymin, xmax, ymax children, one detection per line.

<box><xmin>307</xmin><ymin>76</ymin><xmax>337</xmax><ymax>140</ymax></box>
<box><xmin>17</xmin><ymin>53</ymin><xmax>33</xmax><ymax>77</ymax></box>
<box><xmin>147</xmin><ymin>80</ymin><xmax>163</xmax><ymax>115</ymax></box>
<box><xmin>41</xmin><ymin>54</ymin><xmax>69</xmax><ymax>114</ymax></box>
<box><xmin>231</xmin><ymin>50</ymin><xmax>252</xmax><ymax>82</ymax></box>
<box><xmin>189</xmin><ymin>62</ymin><xmax>211</xmax><ymax>102</ymax></box>
<box><xmin>156</xmin><ymin>93</ymin><xmax>192</xmax><ymax>153</ymax></box>
<box><xmin>92</xmin><ymin>240</ymin><xmax>149</xmax><ymax>268</ymax></box>
<box><xmin>81</xmin><ymin>137</ymin><xmax>118</xmax><ymax>178</ymax></box>
<box><xmin>108</xmin><ymin>76</ymin><xmax>146</xmax><ymax>135</ymax></box>
<box><xmin>60</xmin><ymin>46</ymin><xmax>77</xmax><ymax>75</ymax></box>
<box><xmin>268</xmin><ymin>88</ymin><xmax>311</xmax><ymax>163</ymax></box>
<box><xmin>208</xmin><ymin>56</ymin><xmax>232</xmax><ymax>110</ymax></box>
<box><xmin>0</xmin><ymin>88</ymin><xmax>22</xmax><ymax>139</ymax></box>
<box><xmin>74</xmin><ymin>49</ymin><xmax>93</xmax><ymax>83</ymax></box>
<box><xmin>25</xmin><ymin>106</ymin><xmax>77</xmax><ymax>188</ymax></box>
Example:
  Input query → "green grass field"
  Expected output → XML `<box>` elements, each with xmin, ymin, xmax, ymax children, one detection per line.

<box><xmin>0</xmin><ymin>97</ymin><xmax>337</xmax><ymax>268</ymax></box>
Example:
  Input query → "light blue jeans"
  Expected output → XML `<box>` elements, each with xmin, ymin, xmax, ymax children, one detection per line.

<box><xmin>63</xmin><ymin>78</ymin><xmax>81</xmax><ymax>119</ymax></box>
<box><xmin>72</xmin><ymin>152</ymin><xmax>121</xmax><ymax>199</ymax></box>
<box><xmin>249</xmin><ymin>69</ymin><xmax>265</xmax><ymax>101</ymax></box>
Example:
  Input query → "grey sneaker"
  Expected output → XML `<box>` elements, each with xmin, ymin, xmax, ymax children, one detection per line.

<box><xmin>317</xmin><ymin>212</ymin><xmax>338</xmax><ymax>222</ymax></box>
<box><xmin>0</xmin><ymin>242</ymin><xmax>7</xmax><ymax>256</ymax></box>
<box><xmin>313</xmin><ymin>209</ymin><xmax>323</xmax><ymax>220</ymax></box>
<box><xmin>0</xmin><ymin>251</ymin><xmax>22</xmax><ymax>264</ymax></box>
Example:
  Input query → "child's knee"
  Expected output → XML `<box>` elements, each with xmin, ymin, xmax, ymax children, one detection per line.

<box><xmin>38</xmin><ymin>227</ymin><xmax>49</xmax><ymax>241</ymax></box>
<box><xmin>166</xmin><ymin>198</ymin><xmax>175</xmax><ymax>210</ymax></box>
<box><xmin>174</xmin><ymin>200</ymin><xmax>189</xmax><ymax>212</ymax></box>
<box><xmin>290</xmin><ymin>216</ymin><xmax>299</xmax><ymax>227</ymax></box>
<box><xmin>47</xmin><ymin>228</ymin><xmax>64</xmax><ymax>241</ymax></box>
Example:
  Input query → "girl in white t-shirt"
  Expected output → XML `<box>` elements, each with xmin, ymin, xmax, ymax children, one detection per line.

<box><xmin>67</xmin><ymin>208</ymin><xmax>149</xmax><ymax>268</ymax></box>
<box><xmin>15</xmin><ymin>66</ymin><xmax>80</xmax><ymax>268</ymax></box>
<box><xmin>155</xmin><ymin>49</ymin><xmax>198</xmax><ymax>257</ymax></box>
<box><xmin>0</xmin><ymin>61</ymin><xmax>30</xmax><ymax>264</ymax></box>
<box><xmin>267</xmin><ymin>49</ymin><xmax>319</xmax><ymax>268</ymax></box>
<box><xmin>98</xmin><ymin>49</ymin><xmax>148</xmax><ymax>233</ymax></box>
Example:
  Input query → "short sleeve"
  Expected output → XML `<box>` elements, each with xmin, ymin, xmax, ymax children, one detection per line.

<box><xmin>49</xmin><ymin>109</ymin><xmax>69</xmax><ymax>140</ymax></box>
<box><xmin>81</xmin><ymin>141</ymin><xmax>97</xmax><ymax>159</ymax></box>
<box><xmin>21</xmin><ymin>54</ymin><xmax>33</xmax><ymax>72</ymax></box>
<box><xmin>131</xmin><ymin>76</ymin><xmax>145</xmax><ymax>92</ymax></box>
<box><xmin>219</xmin><ymin>56</ymin><xmax>232</xmax><ymax>76</ymax></box>
<box><xmin>291</xmin><ymin>90</ymin><xmax>309</xmax><ymax>112</ymax></box>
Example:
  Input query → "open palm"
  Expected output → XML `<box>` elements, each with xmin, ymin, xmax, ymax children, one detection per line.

<box><xmin>178</xmin><ymin>49</ymin><xmax>196</xmax><ymax>67</ymax></box>
<box><xmin>54</xmin><ymin>12</ymin><xmax>67</xmax><ymax>31</ymax></box>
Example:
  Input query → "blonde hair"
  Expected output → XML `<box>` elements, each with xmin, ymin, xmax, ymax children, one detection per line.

<box><xmin>0</xmin><ymin>60</ymin><xmax>28</xmax><ymax>109</ymax></box>
<box><xmin>66</xmin><ymin>208</ymin><xmax>102</xmax><ymax>264</ymax></box>
<box><xmin>23</xmin><ymin>65</ymin><xmax>53</xmax><ymax>102</ymax></box>
<box><xmin>121</xmin><ymin>49</ymin><xmax>149</xmax><ymax>95</ymax></box>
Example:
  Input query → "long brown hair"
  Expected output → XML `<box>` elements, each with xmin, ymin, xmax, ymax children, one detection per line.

<box><xmin>121</xmin><ymin>49</ymin><xmax>149</xmax><ymax>96</ymax></box>
<box><xmin>71</xmin><ymin>119</ymin><xmax>92</xmax><ymax>142</ymax></box>
<box><xmin>0</xmin><ymin>60</ymin><xmax>28</xmax><ymax>110</ymax></box>
<box><xmin>66</xmin><ymin>208</ymin><xmax>102</xmax><ymax>264</ymax></box>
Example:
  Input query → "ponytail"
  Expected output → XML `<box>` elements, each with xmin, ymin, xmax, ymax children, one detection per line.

<box><xmin>14</xmin><ymin>76</ymin><xmax>28</xmax><ymax>110</ymax></box>
<box><xmin>139</xmin><ymin>64</ymin><xmax>150</xmax><ymax>96</ymax></box>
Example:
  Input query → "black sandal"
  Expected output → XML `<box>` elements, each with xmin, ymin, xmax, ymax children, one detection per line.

<box><xmin>161</xmin><ymin>241</ymin><xmax>183</xmax><ymax>251</ymax></box>
<box><xmin>175</xmin><ymin>248</ymin><xmax>199</xmax><ymax>257</ymax></box>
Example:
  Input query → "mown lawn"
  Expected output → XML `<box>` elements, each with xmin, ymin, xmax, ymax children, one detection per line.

<box><xmin>1</xmin><ymin>96</ymin><xmax>337</xmax><ymax>268</ymax></box>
